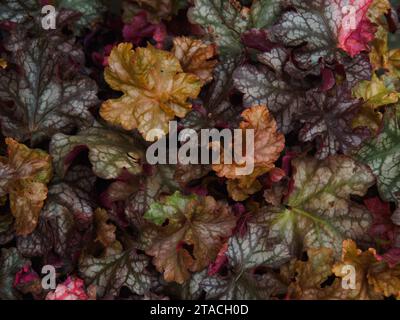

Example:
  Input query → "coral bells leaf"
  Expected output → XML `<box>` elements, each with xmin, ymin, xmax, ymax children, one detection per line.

<box><xmin>272</xmin><ymin>0</ymin><xmax>376</xmax><ymax>68</ymax></box>
<box><xmin>0</xmin><ymin>138</ymin><xmax>52</xmax><ymax>236</ymax></box>
<box><xmin>144</xmin><ymin>191</ymin><xmax>237</xmax><ymax>284</ymax></box>
<box><xmin>284</xmin><ymin>240</ymin><xmax>400</xmax><ymax>299</ymax></box>
<box><xmin>331</xmin><ymin>240</ymin><xmax>400</xmax><ymax>299</ymax></box>
<box><xmin>188</xmin><ymin>0</ymin><xmax>251</xmax><ymax>57</ymax></box>
<box><xmin>265</xmin><ymin>156</ymin><xmax>375</xmax><ymax>255</ymax></box>
<box><xmin>50</xmin><ymin>126</ymin><xmax>143</xmax><ymax>180</ymax></box>
<box><xmin>212</xmin><ymin>105</ymin><xmax>285</xmax><ymax>201</ymax></box>
<box><xmin>0</xmin><ymin>248</ymin><xmax>28</xmax><ymax>300</ymax></box>
<box><xmin>46</xmin><ymin>276</ymin><xmax>93</xmax><ymax>300</ymax></box>
<box><xmin>100</xmin><ymin>43</ymin><xmax>203</xmax><ymax>141</ymax></box>
<box><xmin>337</xmin><ymin>0</ymin><xmax>376</xmax><ymax>57</ymax></box>
<box><xmin>298</xmin><ymin>84</ymin><xmax>370</xmax><ymax>159</ymax></box>
<box><xmin>357</xmin><ymin>105</ymin><xmax>400</xmax><ymax>203</ymax></box>
<box><xmin>0</xmin><ymin>37</ymin><xmax>98</xmax><ymax>144</ymax></box>
<box><xmin>1</xmin><ymin>0</ymin><xmax>400</xmax><ymax>302</ymax></box>
<box><xmin>172</xmin><ymin>37</ymin><xmax>218</xmax><ymax>84</ymax></box>
<box><xmin>17</xmin><ymin>166</ymin><xmax>96</xmax><ymax>258</ymax></box>
<box><xmin>201</xmin><ymin>217</ymin><xmax>290</xmax><ymax>299</ymax></box>
<box><xmin>0</xmin><ymin>59</ymin><xmax>6</xmax><ymax>69</ymax></box>
<box><xmin>79</xmin><ymin>248</ymin><xmax>153</xmax><ymax>298</ymax></box>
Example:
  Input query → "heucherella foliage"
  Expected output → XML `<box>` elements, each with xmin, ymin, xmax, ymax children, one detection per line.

<box><xmin>0</xmin><ymin>0</ymin><xmax>400</xmax><ymax>301</ymax></box>
<box><xmin>100</xmin><ymin>43</ymin><xmax>203</xmax><ymax>141</ymax></box>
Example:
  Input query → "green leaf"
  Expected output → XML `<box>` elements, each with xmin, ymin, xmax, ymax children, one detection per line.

<box><xmin>250</xmin><ymin>0</ymin><xmax>282</xmax><ymax>29</ymax></box>
<box><xmin>188</xmin><ymin>0</ymin><xmax>251</xmax><ymax>57</ymax></box>
<box><xmin>266</xmin><ymin>156</ymin><xmax>375</xmax><ymax>256</ymax></box>
<box><xmin>144</xmin><ymin>192</ymin><xmax>237</xmax><ymax>283</ymax></box>
<box><xmin>188</xmin><ymin>0</ymin><xmax>282</xmax><ymax>57</ymax></box>
<box><xmin>106</xmin><ymin>165</ymin><xmax>180</xmax><ymax>231</ymax></box>
<box><xmin>50</xmin><ymin>126</ymin><xmax>144</xmax><ymax>179</ymax></box>
<box><xmin>144</xmin><ymin>191</ymin><xmax>196</xmax><ymax>225</ymax></box>
<box><xmin>357</xmin><ymin>105</ymin><xmax>400</xmax><ymax>203</ymax></box>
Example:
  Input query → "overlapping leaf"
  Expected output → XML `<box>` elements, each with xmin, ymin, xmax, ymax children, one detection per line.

<box><xmin>212</xmin><ymin>105</ymin><xmax>285</xmax><ymax>201</ymax></box>
<box><xmin>285</xmin><ymin>240</ymin><xmax>400</xmax><ymax>299</ymax></box>
<box><xmin>0</xmin><ymin>138</ymin><xmax>52</xmax><ymax>236</ymax></box>
<box><xmin>0</xmin><ymin>38</ymin><xmax>97</xmax><ymax>144</ymax></box>
<box><xmin>0</xmin><ymin>248</ymin><xmax>28</xmax><ymax>300</ymax></box>
<box><xmin>233</xmin><ymin>54</ymin><xmax>309</xmax><ymax>133</ymax></box>
<box><xmin>17</xmin><ymin>166</ymin><xmax>95</xmax><ymax>258</ymax></box>
<box><xmin>357</xmin><ymin>105</ymin><xmax>400</xmax><ymax>203</ymax></box>
<box><xmin>271</xmin><ymin>0</ymin><xmax>376</xmax><ymax>68</ymax></box>
<box><xmin>298</xmin><ymin>85</ymin><xmax>370</xmax><ymax>159</ymax></box>
<box><xmin>0</xmin><ymin>0</ymin><xmax>399</xmax><ymax>302</ymax></box>
<box><xmin>200</xmin><ymin>215</ymin><xmax>290</xmax><ymax>299</ymax></box>
<box><xmin>103</xmin><ymin>164</ymin><xmax>179</xmax><ymax>229</ymax></box>
<box><xmin>172</xmin><ymin>37</ymin><xmax>218</xmax><ymax>84</ymax></box>
<box><xmin>79</xmin><ymin>247</ymin><xmax>153</xmax><ymax>298</ymax></box>
<box><xmin>188</xmin><ymin>0</ymin><xmax>282</xmax><ymax>57</ymax></box>
<box><xmin>144</xmin><ymin>191</ymin><xmax>237</xmax><ymax>283</ymax></box>
<box><xmin>50</xmin><ymin>126</ymin><xmax>144</xmax><ymax>180</ymax></box>
<box><xmin>264</xmin><ymin>156</ymin><xmax>375</xmax><ymax>256</ymax></box>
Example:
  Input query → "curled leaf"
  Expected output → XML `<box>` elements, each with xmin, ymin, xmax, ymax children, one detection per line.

<box><xmin>17</xmin><ymin>166</ymin><xmax>96</xmax><ymax>258</ymax></box>
<box><xmin>352</xmin><ymin>73</ymin><xmax>400</xmax><ymax>131</ymax></box>
<box><xmin>100</xmin><ymin>43</ymin><xmax>202</xmax><ymax>141</ymax></box>
<box><xmin>144</xmin><ymin>191</ymin><xmax>237</xmax><ymax>283</ymax></box>
<box><xmin>50</xmin><ymin>126</ymin><xmax>143</xmax><ymax>180</ymax></box>
<box><xmin>172</xmin><ymin>37</ymin><xmax>218</xmax><ymax>84</ymax></box>
<box><xmin>1</xmin><ymin>138</ymin><xmax>52</xmax><ymax>236</ymax></box>
<box><xmin>212</xmin><ymin>105</ymin><xmax>285</xmax><ymax>201</ymax></box>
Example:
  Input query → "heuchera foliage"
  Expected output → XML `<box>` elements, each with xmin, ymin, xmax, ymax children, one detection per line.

<box><xmin>0</xmin><ymin>0</ymin><xmax>400</xmax><ymax>300</ymax></box>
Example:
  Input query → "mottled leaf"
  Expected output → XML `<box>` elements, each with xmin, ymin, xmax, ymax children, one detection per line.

<box><xmin>233</xmin><ymin>62</ymin><xmax>308</xmax><ymax>134</ymax></box>
<box><xmin>0</xmin><ymin>138</ymin><xmax>52</xmax><ymax>236</ymax></box>
<box><xmin>50</xmin><ymin>126</ymin><xmax>144</xmax><ymax>180</ymax></box>
<box><xmin>357</xmin><ymin>105</ymin><xmax>400</xmax><ymax>203</ymax></box>
<box><xmin>213</xmin><ymin>105</ymin><xmax>285</xmax><ymax>201</ymax></box>
<box><xmin>79</xmin><ymin>248</ymin><xmax>153</xmax><ymax>298</ymax></box>
<box><xmin>100</xmin><ymin>43</ymin><xmax>202</xmax><ymax>141</ymax></box>
<box><xmin>144</xmin><ymin>191</ymin><xmax>237</xmax><ymax>283</ymax></box>
<box><xmin>0</xmin><ymin>248</ymin><xmax>28</xmax><ymax>300</ymax></box>
<box><xmin>298</xmin><ymin>85</ymin><xmax>370</xmax><ymax>159</ymax></box>
<box><xmin>17</xmin><ymin>165</ymin><xmax>95</xmax><ymax>258</ymax></box>
<box><xmin>201</xmin><ymin>219</ymin><xmax>290</xmax><ymax>299</ymax></box>
<box><xmin>172</xmin><ymin>37</ymin><xmax>218</xmax><ymax>84</ymax></box>
<box><xmin>0</xmin><ymin>38</ymin><xmax>97</xmax><ymax>144</ymax></box>
<box><xmin>271</xmin><ymin>0</ymin><xmax>376</xmax><ymax>68</ymax></box>
<box><xmin>57</xmin><ymin>0</ymin><xmax>106</xmax><ymax>29</ymax></box>
<box><xmin>266</xmin><ymin>156</ymin><xmax>375</xmax><ymax>256</ymax></box>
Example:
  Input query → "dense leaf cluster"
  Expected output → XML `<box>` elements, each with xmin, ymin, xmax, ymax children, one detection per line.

<box><xmin>0</xmin><ymin>0</ymin><xmax>400</xmax><ymax>300</ymax></box>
